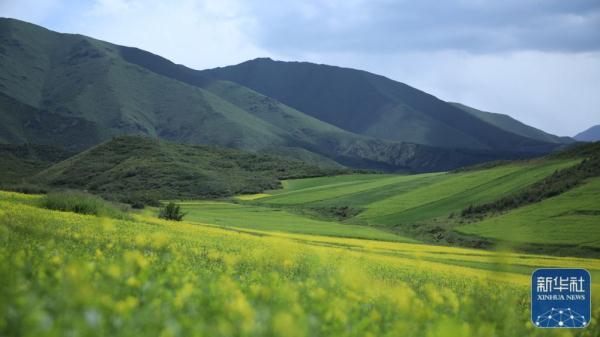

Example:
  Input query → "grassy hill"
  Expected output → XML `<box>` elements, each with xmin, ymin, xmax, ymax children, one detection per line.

<box><xmin>32</xmin><ymin>136</ymin><xmax>343</xmax><ymax>204</ymax></box>
<box><xmin>450</xmin><ymin>102</ymin><xmax>573</xmax><ymax>144</ymax></box>
<box><xmin>0</xmin><ymin>143</ymin><xmax>72</xmax><ymax>184</ymax></box>
<box><xmin>215</xmin><ymin>142</ymin><xmax>600</xmax><ymax>255</ymax></box>
<box><xmin>0</xmin><ymin>18</ymin><xmax>560</xmax><ymax>172</ymax></box>
<box><xmin>457</xmin><ymin>177</ymin><xmax>600</xmax><ymax>248</ymax></box>
<box><xmin>202</xmin><ymin>58</ymin><xmax>563</xmax><ymax>153</ymax></box>
<box><xmin>251</xmin><ymin>159</ymin><xmax>579</xmax><ymax>225</ymax></box>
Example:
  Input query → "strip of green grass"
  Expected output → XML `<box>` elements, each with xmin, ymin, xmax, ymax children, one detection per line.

<box><xmin>364</xmin><ymin>160</ymin><xmax>578</xmax><ymax>225</ymax></box>
<box><xmin>259</xmin><ymin>173</ymin><xmax>441</xmax><ymax>205</ymax></box>
<box><xmin>357</xmin><ymin>160</ymin><xmax>577</xmax><ymax>224</ymax></box>
<box><xmin>176</xmin><ymin>201</ymin><xmax>417</xmax><ymax>243</ymax></box>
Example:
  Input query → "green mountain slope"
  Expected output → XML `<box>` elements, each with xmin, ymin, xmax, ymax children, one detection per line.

<box><xmin>240</xmin><ymin>142</ymin><xmax>600</xmax><ymax>254</ymax></box>
<box><xmin>202</xmin><ymin>58</ymin><xmax>561</xmax><ymax>152</ymax></box>
<box><xmin>457</xmin><ymin>177</ymin><xmax>600</xmax><ymax>249</ymax></box>
<box><xmin>0</xmin><ymin>143</ymin><xmax>73</xmax><ymax>184</ymax></box>
<box><xmin>32</xmin><ymin>136</ymin><xmax>341</xmax><ymax>204</ymax></box>
<box><xmin>0</xmin><ymin>18</ymin><xmax>557</xmax><ymax>172</ymax></box>
<box><xmin>450</xmin><ymin>102</ymin><xmax>573</xmax><ymax>144</ymax></box>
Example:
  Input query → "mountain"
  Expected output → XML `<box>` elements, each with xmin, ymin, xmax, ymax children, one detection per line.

<box><xmin>574</xmin><ymin>125</ymin><xmax>600</xmax><ymax>142</ymax></box>
<box><xmin>0</xmin><ymin>18</ymin><xmax>560</xmax><ymax>172</ymax></box>
<box><xmin>32</xmin><ymin>136</ymin><xmax>341</xmax><ymax>204</ymax></box>
<box><xmin>201</xmin><ymin>58</ymin><xmax>562</xmax><ymax>152</ymax></box>
<box><xmin>449</xmin><ymin>102</ymin><xmax>573</xmax><ymax>144</ymax></box>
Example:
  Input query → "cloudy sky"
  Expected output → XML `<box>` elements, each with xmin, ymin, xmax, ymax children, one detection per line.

<box><xmin>2</xmin><ymin>0</ymin><xmax>599</xmax><ymax>136</ymax></box>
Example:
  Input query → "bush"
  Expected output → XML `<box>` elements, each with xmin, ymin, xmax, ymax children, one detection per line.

<box><xmin>41</xmin><ymin>191</ymin><xmax>130</xmax><ymax>220</ymax></box>
<box><xmin>158</xmin><ymin>202</ymin><xmax>185</xmax><ymax>221</ymax></box>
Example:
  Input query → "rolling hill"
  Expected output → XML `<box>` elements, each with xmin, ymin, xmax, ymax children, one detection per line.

<box><xmin>0</xmin><ymin>18</ymin><xmax>565</xmax><ymax>172</ymax></box>
<box><xmin>0</xmin><ymin>143</ymin><xmax>73</xmax><ymax>184</ymax></box>
<box><xmin>217</xmin><ymin>142</ymin><xmax>600</xmax><ymax>255</ymax></box>
<box><xmin>32</xmin><ymin>136</ymin><xmax>342</xmax><ymax>204</ymax></box>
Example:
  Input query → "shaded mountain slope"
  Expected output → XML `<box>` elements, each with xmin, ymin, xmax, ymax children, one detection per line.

<box><xmin>202</xmin><ymin>58</ymin><xmax>561</xmax><ymax>152</ymax></box>
<box><xmin>450</xmin><ymin>102</ymin><xmax>573</xmax><ymax>144</ymax></box>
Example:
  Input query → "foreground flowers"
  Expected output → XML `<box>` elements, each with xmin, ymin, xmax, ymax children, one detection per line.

<box><xmin>0</xmin><ymin>191</ymin><xmax>598</xmax><ymax>336</ymax></box>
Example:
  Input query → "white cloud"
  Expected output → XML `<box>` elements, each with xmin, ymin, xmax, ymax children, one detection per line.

<box><xmin>68</xmin><ymin>0</ymin><xmax>267</xmax><ymax>69</ymax></box>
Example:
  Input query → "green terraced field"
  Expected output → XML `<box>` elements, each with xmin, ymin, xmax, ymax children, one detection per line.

<box><xmin>457</xmin><ymin>177</ymin><xmax>600</xmax><ymax>248</ymax></box>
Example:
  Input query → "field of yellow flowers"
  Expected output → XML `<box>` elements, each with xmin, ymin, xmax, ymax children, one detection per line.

<box><xmin>1</xmin><ymin>191</ymin><xmax>599</xmax><ymax>337</ymax></box>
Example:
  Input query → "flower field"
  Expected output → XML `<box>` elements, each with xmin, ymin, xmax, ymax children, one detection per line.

<box><xmin>1</xmin><ymin>191</ymin><xmax>599</xmax><ymax>336</ymax></box>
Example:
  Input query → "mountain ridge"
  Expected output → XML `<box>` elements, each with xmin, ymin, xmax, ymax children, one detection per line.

<box><xmin>449</xmin><ymin>102</ymin><xmax>574</xmax><ymax>144</ymax></box>
<box><xmin>201</xmin><ymin>57</ymin><xmax>567</xmax><ymax>152</ymax></box>
<box><xmin>0</xmin><ymin>18</ymin><xmax>565</xmax><ymax>172</ymax></box>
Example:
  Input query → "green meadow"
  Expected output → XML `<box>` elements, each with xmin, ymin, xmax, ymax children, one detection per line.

<box><xmin>190</xmin><ymin>156</ymin><xmax>599</xmax><ymax>254</ymax></box>
<box><xmin>175</xmin><ymin>201</ymin><xmax>414</xmax><ymax>243</ymax></box>
<box><xmin>458</xmin><ymin>177</ymin><xmax>600</xmax><ymax>248</ymax></box>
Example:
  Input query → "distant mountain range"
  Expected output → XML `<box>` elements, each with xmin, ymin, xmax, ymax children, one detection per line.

<box><xmin>574</xmin><ymin>125</ymin><xmax>600</xmax><ymax>142</ymax></box>
<box><xmin>0</xmin><ymin>18</ymin><xmax>574</xmax><ymax>172</ymax></box>
<box><xmin>203</xmin><ymin>58</ymin><xmax>572</xmax><ymax>151</ymax></box>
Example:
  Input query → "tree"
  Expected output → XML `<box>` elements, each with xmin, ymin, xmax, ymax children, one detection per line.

<box><xmin>158</xmin><ymin>202</ymin><xmax>185</xmax><ymax>221</ymax></box>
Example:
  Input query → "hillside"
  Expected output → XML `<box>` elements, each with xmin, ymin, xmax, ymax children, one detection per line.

<box><xmin>32</xmin><ymin>136</ymin><xmax>342</xmax><ymax>204</ymax></box>
<box><xmin>0</xmin><ymin>143</ymin><xmax>73</xmax><ymax>184</ymax></box>
<box><xmin>574</xmin><ymin>124</ymin><xmax>600</xmax><ymax>141</ymax></box>
<box><xmin>215</xmin><ymin>142</ymin><xmax>600</xmax><ymax>255</ymax></box>
<box><xmin>449</xmin><ymin>102</ymin><xmax>573</xmax><ymax>144</ymax></box>
<box><xmin>0</xmin><ymin>18</ymin><xmax>560</xmax><ymax>172</ymax></box>
<box><xmin>202</xmin><ymin>58</ymin><xmax>562</xmax><ymax>153</ymax></box>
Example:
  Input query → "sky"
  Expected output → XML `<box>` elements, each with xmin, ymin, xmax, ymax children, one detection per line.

<box><xmin>2</xmin><ymin>0</ymin><xmax>599</xmax><ymax>136</ymax></box>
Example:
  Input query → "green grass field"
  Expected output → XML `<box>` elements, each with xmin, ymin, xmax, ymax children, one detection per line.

<box><xmin>173</xmin><ymin>201</ymin><xmax>415</xmax><ymax>243</ymax></box>
<box><xmin>458</xmin><ymin>177</ymin><xmax>600</xmax><ymax>248</ymax></box>
<box><xmin>2</xmin><ymin>190</ymin><xmax>599</xmax><ymax>336</ymax></box>
<box><xmin>228</xmin><ymin>158</ymin><xmax>600</xmax><ymax>252</ymax></box>
<box><xmin>253</xmin><ymin>159</ymin><xmax>578</xmax><ymax>224</ymax></box>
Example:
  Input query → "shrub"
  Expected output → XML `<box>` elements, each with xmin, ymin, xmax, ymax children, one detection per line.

<box><xmin>158</xmin><ymin>202</ymin><xmax>185</xmax><ymax>221</ymax></box>
<box><xmin>40</xmin><ymin>191</ymin><xmax>130</xmax><ymax>220</ymax></box>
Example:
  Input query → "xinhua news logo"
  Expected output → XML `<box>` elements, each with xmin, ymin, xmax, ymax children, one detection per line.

<box><xmin>531</xmin><ymin>268</ymin><xmax>591</xmax><ymax>328</ymax></box>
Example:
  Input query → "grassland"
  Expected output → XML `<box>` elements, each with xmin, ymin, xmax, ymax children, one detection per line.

<box><xmin>174</xmin><ymin>201</ymin><xmax>414</xmax><ymax>243</ymax></box>
<box><xmin>457</xmin><ymin>177</ymin><xmax>600</xmax><ymax>248</ymax></box>
<box><xmin>2</xmin><ymin>190</ymin><xmax>599</xmax><ymax>336</ymax></box>
<box><xmin>228</xmin><ymin>156</ymin><xmax>600</xmax><ymax>254</ymax></box>
<box><xmin>254</xmin><ymin>159</ymin><xmax>578</xmax><ymax>226</ymax></box>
